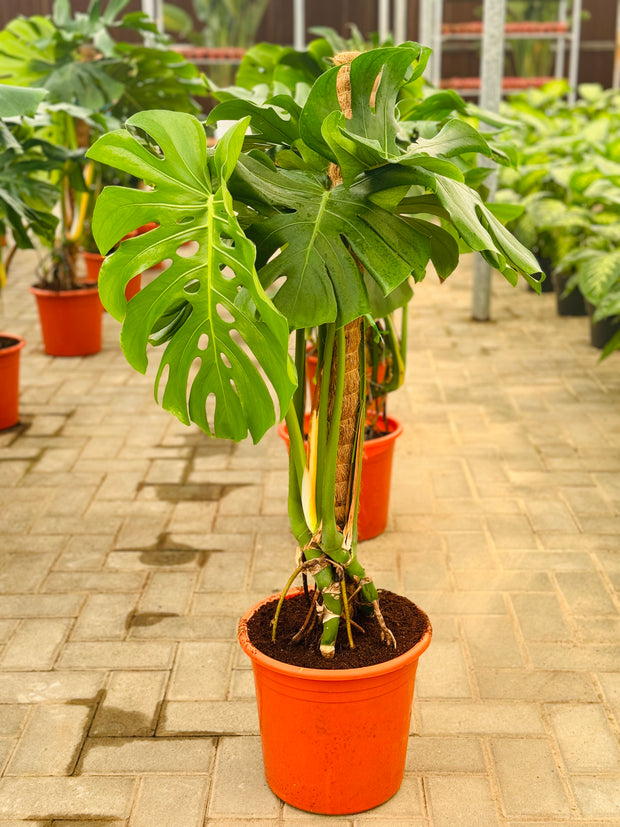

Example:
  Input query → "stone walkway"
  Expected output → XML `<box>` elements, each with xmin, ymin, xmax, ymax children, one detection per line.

<box><xmin>0</xmin><ymin>249</ymin><xmax>619</xmax><ymax>826</ymax></box>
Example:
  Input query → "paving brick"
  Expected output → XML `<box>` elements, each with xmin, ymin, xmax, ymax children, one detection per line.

<box><xmin>168</xmin><ymin>642</ymin><xmax>233</xmax><ymax>700</ymax></box>
<box><xmin>0</xmin><ymin>672</ymin><xmax>103</xmax><ymax>704</ymax></box>
<box><xmin>490</xmin><ymin>738</ymin><xmax>571</xmax><ymax>817</ymax></box>
<box><xmin>511</xmin><ymin>593</ymin><xmax>573</xmax><ymax>641</ymax></box>
<box><xmin>91</xmin><ymin>671</ymin><xmax>167</xmax><ymax>737</ymax></box>
<box><xmin>0</xmin><ymin>595</ymin><xmax>83</xmax><ymax>619</ymax></box>
<box><xmin>554</xmin><ymin>571</ymin><xmax>617</xmax><ymax>615</ymax></box>
<box><xmin>208</xmin><ymin>736</ymin><xmax>280</xmax><ymax>819</ymax></box>
<box><xmin>414</xmin><ymin>640</ymin><xmax>472</xmax><ymax>699</ymax></box>
<box><xmin>42</xmin><ymin>572</ymin><xmax>146</xmax><ymax>594</ymax></box>
<box><xmin>79</xmin><ymin>737</ymin><xmax>215</xmax><ymax>774</ymax></box>
<box><xmin>1</xmin><ymin>619</ymin><xmax>70</xmax><ymax>670</ymax></box>
<box><xmin>0</xmin><ymin>777</ymin><xmax>135</xmax><ymax>819</ymax></box>
<box><xmin>0</xmin><ymin>554</ymin><xmax>56</xmax><ymax>593</ymax></box>
<box><xmin>56</xmin><ymin>642</ymin><xmax>175</xmax><ymax>670</ymax></box>
<box><xmin>461</xmin><ymin>616</ymin><xmax>525</xmax><ymax>668</ymax></box>
<box><xmin>426</xmin><ymin>776</ymin><xmax>499</xmax><ymax>827</ymax></box>
<box><xmin>139</xmin><ymin>571</ymin><xmax>196</xmax><ymax>615</ymax></box>
<box><xmin>128</xmin><ymin>614</ymin><xmax>236</xmax><ymax>641</ymax></box>
<box><xmin>418</xmin><ymin>701</ymin><xmax>546</xmax><ymax>735</ymax></box>
<box><xmin>546</xmin><ymin>703</ymin><xmax>620</xmax><ymax>772</ymax></box>
<box><xmin>159</xmin><ymin>701</ymin><xmax>259</xmax><ymax>735</ymax></box>
<box><xmin>6</xmin><ymin>704</ymin><xmax>91</xmax><ymax>775</ymax></box>
<box><xmin>0</xmin><ymin>705</ymin><xmax>28</xmax><ymax>737</ymax></box>
<box><xmin>405</xmin><ymin>736</ymin><xmax>485</xmax><ymax>773</ymax></box>
<box><xmin>570</xmin><ymin>776</ymin><xmax>620</xmax><ymax>818</ymax></box>
<box><xmin>71</xmin><ymin>594</ymin><xmax>137</xmax><ymax>641</ymax></box>
<box><xmin>476</xmin><ymin>670</ymin><xmax>598</xmax><ymax>702</ymax></box>
<box><xmin>130</xmin><ymin>777</ymin><xmax>208</xmax><ymax>827</ymax></box>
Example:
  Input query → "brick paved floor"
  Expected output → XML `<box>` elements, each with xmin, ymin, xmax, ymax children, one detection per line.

<box><xmin>0</xmin><ymin>250</ymin><xmax>618</xmax><ymax>826</ymax></box>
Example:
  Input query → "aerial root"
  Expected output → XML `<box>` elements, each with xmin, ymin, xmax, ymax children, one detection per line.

<box><xmin>372</xmin><ymin>599</ymin><xmax>397</xmax><ymax>648</ymax></box>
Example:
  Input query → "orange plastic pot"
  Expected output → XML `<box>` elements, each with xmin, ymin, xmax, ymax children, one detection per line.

<box><xmin>277</xmin><ymin>415</ymin><xmax>402</xmax><ymax>541</ymax></box>
<box><xmin>81</xmin><ymin>250</ymin><xmax>104</xmax><ymax>282</ymax></box>
<box><xmin>239</xmin><ymin>590</ymin><xmax>431</xmax><ymax>814</ymax></box>
<box><xmin>0</xmin><ymin>334</ymin><xmax>25</xmax><ymax>430</ymax></box>
<box><xmin>80</xmin><ymin>251</ymin><xmax>141</xmax><ymax>302</ymax></box>
<box><xmin>30</xmin><ymin>285</ymin><xmax>102</xmax><ymax>356</ymax></box>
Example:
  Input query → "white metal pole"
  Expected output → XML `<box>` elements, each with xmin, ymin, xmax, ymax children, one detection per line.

<box><xmin>567</xmin><ymin>0</ymin><xmax>582</xmax><ymax>103</ymax></box>
<box><xmin>472</xmin><ymin>0</ymin><xmax>506</xmax><ymax>322</ymax></box>
<box><xmin>394</xmin><ymin>0</ymin><xmax>407</xmax><ymax>44</ymax></box>
<box><xmin>615</xmin><ymin>0</ymin><xmax>620</xmax><ymax>88</ymax></box>
<box><xmin>554</xmin><ymin>0</ymin><xmax>567</xmax><ymax>79</ymax></box>
<box><xmin>293</xmin><ymin>0</ymin><xmax>306</xmax><ymax>51</ymax></box>
<box><xmin>378</xmin><ymin>0</ymin><xmax>391</xmax><ymax>43</ymax></box>
<box><xmin>431</xmin><ymin>0</ymin><xmax>444</xmax><ymax>87</ymax></box>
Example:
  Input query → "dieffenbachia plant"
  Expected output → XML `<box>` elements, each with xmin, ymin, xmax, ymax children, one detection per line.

<box><xmin>88</xmin><ymin>43</ymin><xmax>541</xmax><ymax>658</ymax></box>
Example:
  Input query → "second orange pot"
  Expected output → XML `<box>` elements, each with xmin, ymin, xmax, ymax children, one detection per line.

<box><xmin>277</xmin><ymin>414</ymin><xmax>402</xmax><ymax>541</ymax></box>
<box><xmin>0</xmin><ymin>334</ymin><xmax>25</xmax><ymax>430</ymax></box>
<box><xmin>239</xmin><ymin>590</ymin><xmax>431</xmax><ymax>814</ymax></box>
<box><xmin>30</xmin><ymin>285</ymin><xmax>103</xmax><ymax>356</ymax></box>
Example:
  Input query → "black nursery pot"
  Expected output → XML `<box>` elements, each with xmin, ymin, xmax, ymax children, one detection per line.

<box><xmin>553</xmin><ymin>272</ymin><xmax>587</xmax><ymax>317</ymax></box>
<box><xmin>585</xmin><ymin>302</ymin><xmax>620</xmax><ymax>350</ymax></box>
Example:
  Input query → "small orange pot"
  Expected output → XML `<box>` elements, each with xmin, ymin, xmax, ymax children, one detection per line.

<box><xmin>30</xmin><ymin>284</ymin><xmax>102</xmax><ymax>357</ymax></box>
<box><xmin>239</xmin><ymin>590</ymin><xmax>431</xmax><ymax>814</ymax></box>
<box><xmin>80</xmin><ymin>251</ymin><xmax>141</xmax><ymax>304</ymax></box>
<box><xmin>81</xmin><ymin>250</ymin><xmax>104</xmax><ymax>282</ymax></box>
<box><xmin>277</xmin><ymin>415</ymin><xmax>402</xmax><ymax>541</ymax></box>
<box><xmin>0</xmin><ymin>334</ymin><xmax>25</xmax><ymax>430</ymax></box>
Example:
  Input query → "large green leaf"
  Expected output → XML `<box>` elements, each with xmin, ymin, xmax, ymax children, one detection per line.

<box><xmin>578</xmin><ymin>250</ymin><xmax>620</xmax><ymax>306</ymax></box>
<box><xmin>230</xmin><ymin>152</ymin><xmax>431</xmax><ymax>328</ymax></box>
<box><xmin>88</xmin><ymin>111</ymin><xmax>295</xmax><ymax>443</ymax></box>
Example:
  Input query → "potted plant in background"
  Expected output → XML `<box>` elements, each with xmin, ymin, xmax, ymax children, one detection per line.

<box><xmin>0</xmin><ymin>84</ymin><xmax>63</xmax><ymax>427</ymax></box>
<box><xmin>88</xmin><ymin>43</ymin><xmax>542</xmax><ymax>814</ymax></box>
<box><xmin>0</xmin><ymin>0</ymin><xmax>206</xmax><ymax>355</ymax></box>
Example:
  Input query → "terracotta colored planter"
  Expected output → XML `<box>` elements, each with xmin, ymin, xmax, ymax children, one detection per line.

<box><xmin>0</xmin><ymin>334</ymin><xmax>25</xmax><ymax>429</ymax></box>
<box><xmin>277</xmin><ymin>414</ymin><xmax>403</xmax><ymax>541</ymax></box>
<box><xmin>81</xmin><ymin>250</ymin><xmax>104</xmax><ymax>282</ymax></box>
<box><xmin>239</xmin><ymin>589</ymin><xmax>431</xmax><ymax>815</ymax></box>
<box><xmin>80</xmin><ymin>251</ymin><xmax>142</xmax><ymax>301</ymax></box>
<box><xmin>30</xmin><ymin>284</ymin><xmax>103</xmax><ymax>356</ymax></box>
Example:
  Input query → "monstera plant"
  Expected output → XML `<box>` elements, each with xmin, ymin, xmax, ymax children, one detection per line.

<box><xmin>88</xmin><ymin>43</ymin><xmax>542</xmax><ymax>814</ymax></box>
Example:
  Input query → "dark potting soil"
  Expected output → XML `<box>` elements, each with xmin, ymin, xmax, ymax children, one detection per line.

<box><xmin>247</xmin><ymin>589</ymin><xmax>430</xmax><ymax>670</ymax></box>
<box><xmin>0</xmin><ymin>335</ymin><xmax>18</xmax><ymax>350</ymax></box>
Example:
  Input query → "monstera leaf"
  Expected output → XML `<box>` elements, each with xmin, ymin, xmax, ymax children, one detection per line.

<box><xmin>230</xmin><ymin>152</ymin><xmax>432</xmax><ymax>328</ymax></box>
<box><xmin>88</xmin><ymin>111</ymin><xmax>295</xmax><ymax>443</ymax></box>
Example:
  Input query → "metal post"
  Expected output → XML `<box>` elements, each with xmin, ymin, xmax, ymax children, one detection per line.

<box><xmin>567</xmin><ymin>0</ymin><xmax>582</xmax><ymax>103</ymax></box>
<box><xmin>378</xmin><ymin>0</ymin><xmax>391</xmax><ymax>43</ymax></box>
<box><xmin>394</xmin><ymin>0</ymin><xmax>407</xmax><ymax>44</ymax></box>
<box><xmin>615</xmin><ymin>0</ymin><xmax>620</xmax><ymax>88</ymax></box>
<box><xmin>293</xmin><ymin>0</ymin><xmax>306</xmax><ymax>51</ymax></box>
<box><xmin>431</xmin><ymin>0</ymin><xmax>444</xmax><ymax>87</ymax></box>
<box><xmin>141</xmin><ymin>0</ymin><xmax>163</xmax><ymax>40</ymax></box>
<box><xmin>555</xmin><ymin>0</ymin><xmax>567</xmax><ymax>78</ymax></box>
<box><xmin>472</xmin><ymin>0</ymin><xmax>506</xmax><ymax>322</ymax></box>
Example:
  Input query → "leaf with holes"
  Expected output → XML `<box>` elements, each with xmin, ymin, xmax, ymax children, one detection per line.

<box><xmin>88</xmin><ymin>111</ymin><xmax>295</xmax><ymax>443</ymax></box>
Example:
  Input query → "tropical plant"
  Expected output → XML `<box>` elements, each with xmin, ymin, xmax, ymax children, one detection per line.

<box><xmin>0</xmin><ymin>0</ymin><xmax>206</xmax><ymax>289</ymax></box>
<box><xmin>0</xmin><ymin>85</ymin><xmax>65</xmax><ymax>286</ymax></box>
<box><xmin>164</xmin><ymin>0</ymin><xmax>271</xmax><ymax>49</ymax></box>
<box><xmin>87</xmin><ymin>43</ymin><xmax>541</xmax><ymax>660</ymax></box>
<box><xmin>497</xmin><ymin>81</ymin><xmax>620</xmax><ymax>356</ymax></box>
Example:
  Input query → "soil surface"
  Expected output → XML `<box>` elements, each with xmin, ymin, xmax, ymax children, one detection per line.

<box><xmin>0</xmin><ymin>335</ymin><xmax>19</xmax><ymax>350</ymax></box>
<box><xmin>247</xmin><ymin>589</ymin><xmax>430</xmax><ymax>670</ymax></box>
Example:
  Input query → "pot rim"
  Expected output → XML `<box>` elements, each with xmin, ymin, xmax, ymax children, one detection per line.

<box><xmin>29</xmin><ymin>283</ymin><xmax>100</xmax><ymax>298</ymax></box>
<box><xmin>0</xmin><ymin>333</ymin><xmax>26</xmax><ymax>355</ymax></box>
<box><xmin>278</xmin><ymin>414</ymin><xmax>403</xmax><ymax>446</ymax></box>
<box><xmin>238</xmin><ymin>588</ymin><xmax>431</xmax><ymax>682</ymax></box>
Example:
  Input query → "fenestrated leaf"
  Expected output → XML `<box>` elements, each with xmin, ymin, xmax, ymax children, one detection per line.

<box><xmin>88</xmin><ymin>111</ymin><xmax>295</xmax><ymax>443</ymax></box>
<box><xmin>230</xmin><ymin>151</ymin><xmax>431</xmax><ymax>328</ymax></box>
